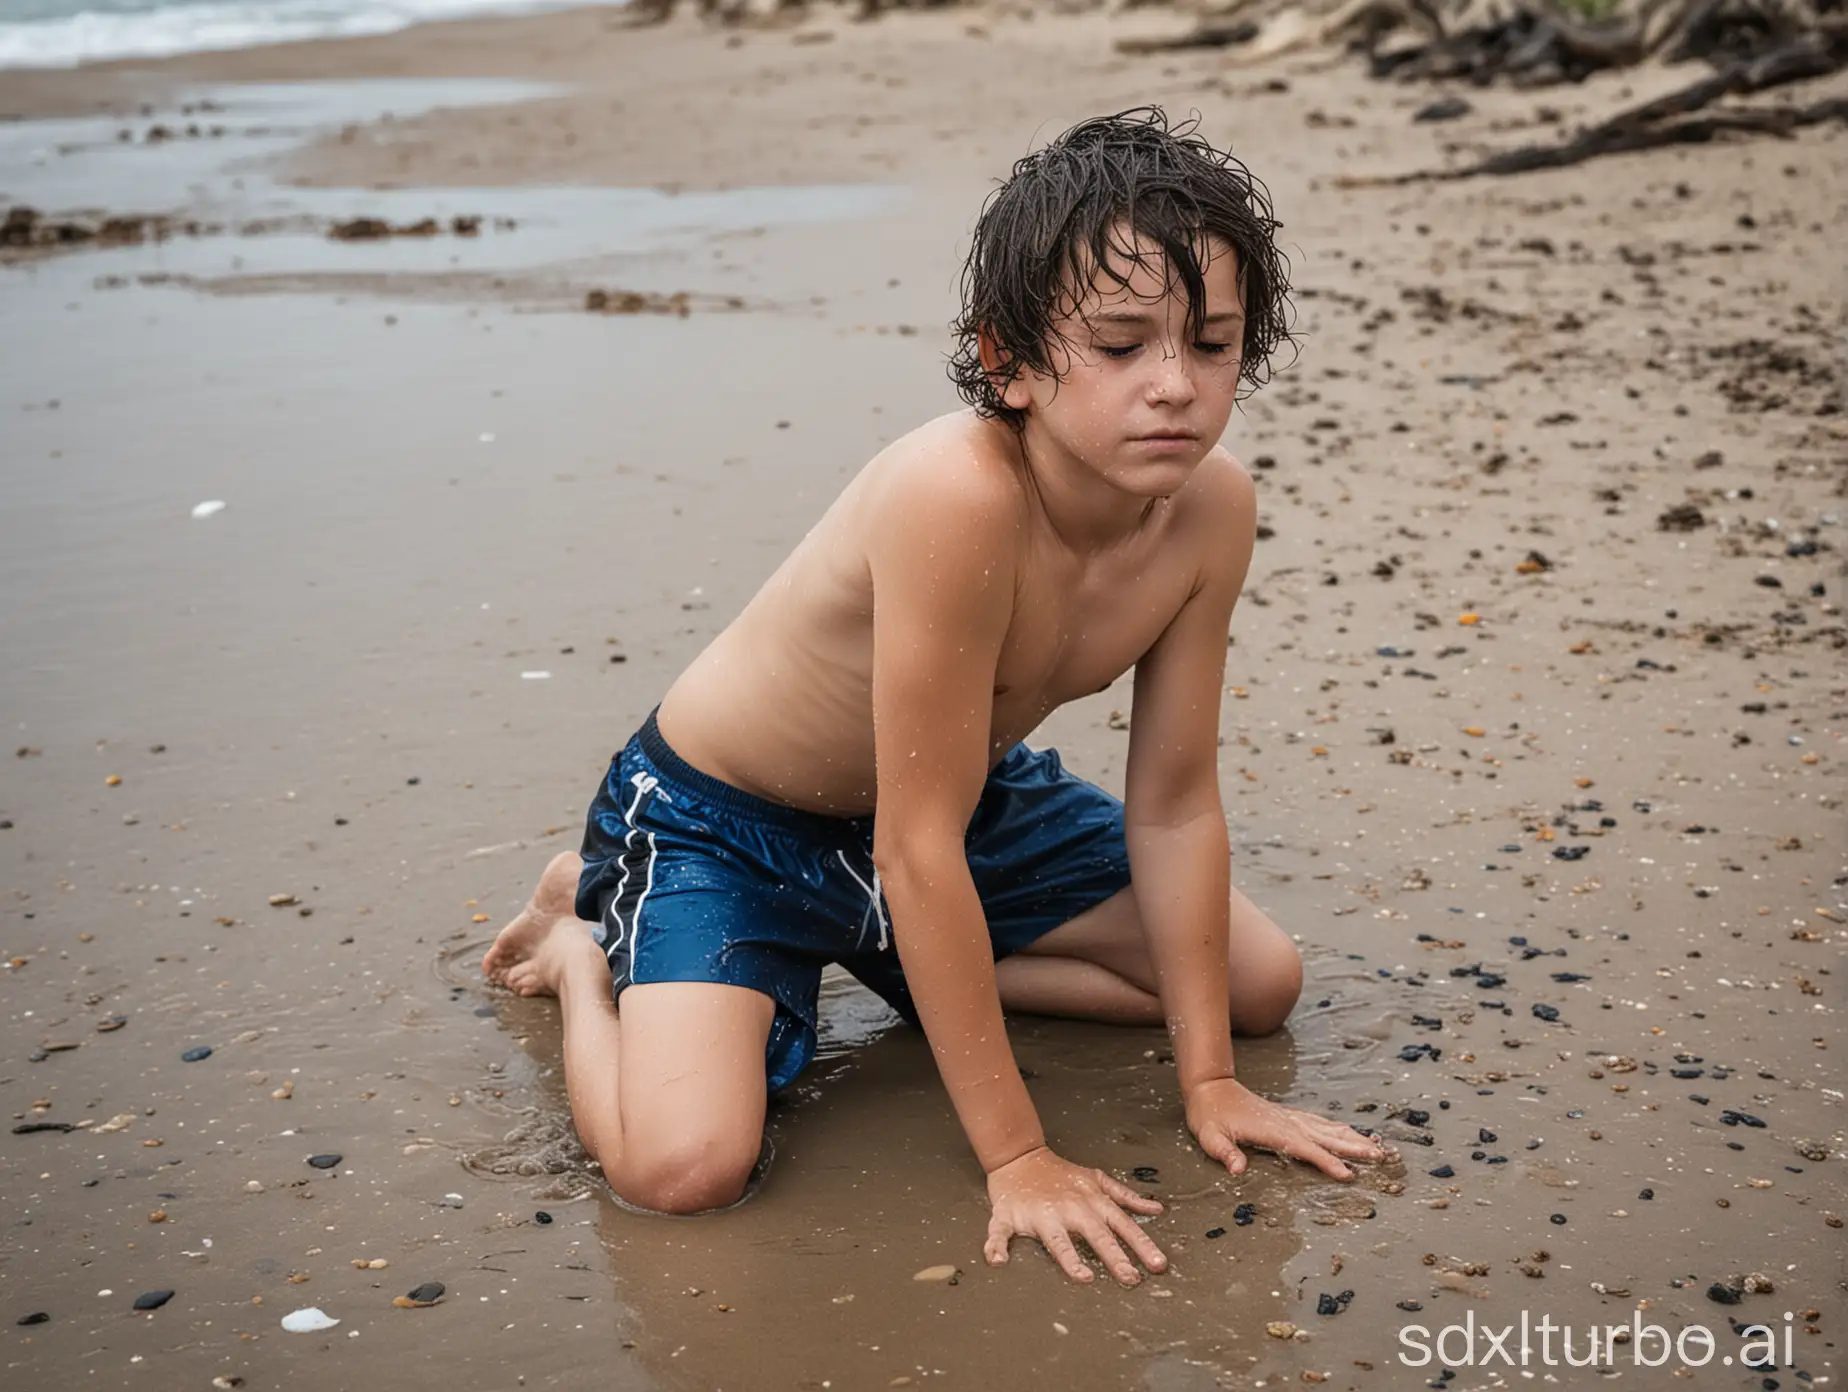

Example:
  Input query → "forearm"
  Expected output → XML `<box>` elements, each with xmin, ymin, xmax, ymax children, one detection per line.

<box><xmin>878</xmin><ymin>846</ymin><xmax>1046</xmax><ymax>1173</ymax></box>
<box><xmin>1126</xmin><ymin>811</ymin><xmax>1235</xmax><ymax>1094</ymax></box>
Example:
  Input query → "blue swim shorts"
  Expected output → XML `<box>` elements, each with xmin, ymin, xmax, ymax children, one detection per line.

<box><xmin>575</xmin><ymin>708</ymin><xmax>1132</xmax><ymax>1092</ymax></box>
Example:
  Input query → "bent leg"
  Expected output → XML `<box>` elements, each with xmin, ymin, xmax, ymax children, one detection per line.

<box><xmin>484</xmin><ymin>853</ymin><xmax>773</xmax><ymax>1214</ymax></box>
<box><xmin>995</xmin><ymin>882</ymin><xmax>1303</xmax><ymax>1036</ymax></box>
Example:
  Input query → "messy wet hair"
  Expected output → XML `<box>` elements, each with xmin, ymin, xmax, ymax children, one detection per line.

<box><xmin>948</xmin><ymin>107</ymin><xmax>1296</xmax><ymax>428</ymax></box>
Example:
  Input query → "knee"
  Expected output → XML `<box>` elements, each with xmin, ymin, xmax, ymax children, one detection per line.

<box><xmin>1230</xmin><ymin>935</ymin><xmax>1303</xmax><ymax>1037</ymax></box>
<box><xmin>611</xmin><ymin>1133</ymin><xmax>759</xmax><ymax>1215</ymax></box>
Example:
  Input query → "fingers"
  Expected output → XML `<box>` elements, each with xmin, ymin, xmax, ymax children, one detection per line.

<box><xmin>1293</xmin><ymin>1137</ymin><xmax>1354</xmax><ymax>1180</ymax></box>
<box><xmin>1072</xmin><ymin>1215</ymin><xmax>1141</xmax><ymax>1286</ymax></box>
<box><xmin>1097</xmin><ymin>1170</ymin><xmax>1163</xmax><ymax>1214</ymax></box>
<box><xmin>985</xmin><ymin>1209</ymin><xmax>1023</xmax><ymax>1267</ymax></box>
<box><xmin>1039</xmin><ymin>1226</ymin><xmax>1095</xmax><ymax>1284</ymax></box>
<box><xmin>1319</xmin><ymin>1125</ymin><xmax>1388</xmax><ymax>1159</ymax></box>
<box><xmin>1103</xmin><ymin>1203</ymin><xmax>1169</xmax><ymax>1276</ymax></box>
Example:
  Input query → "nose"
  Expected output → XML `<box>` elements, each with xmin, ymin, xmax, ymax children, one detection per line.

<box><xmin>1147</xmin><ymin>342</ymin><xmax>1198</xmax><ymax>407</ymax></box>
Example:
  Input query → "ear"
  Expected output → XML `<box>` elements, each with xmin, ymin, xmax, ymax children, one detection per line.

<box><xmin>977</xmin><ymin>326</ymin><xmax>1033</xmax><ymax>412</ymax></box>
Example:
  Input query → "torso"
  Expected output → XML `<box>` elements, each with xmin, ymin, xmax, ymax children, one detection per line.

<box><xmin>655</xmin><ymin>412</ymin><xmax>1213</xmax><ymax>816</ymax></box>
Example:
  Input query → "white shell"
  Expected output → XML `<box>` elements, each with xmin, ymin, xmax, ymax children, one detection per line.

<box><xmin>281</xmin><ymin>1307</ymin><xmax>340</xmax><ymax>1333</ymax></box>
<box><xmin>190</xmin><ymin>500</ymin><xmax>226</xmax><ymax>519</ymax></box>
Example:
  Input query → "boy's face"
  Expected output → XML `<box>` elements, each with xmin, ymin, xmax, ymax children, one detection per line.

<box><xmin>1002</xmin><ymin>229</ymin><xmax>1245</xmax><ymax>497</ymax></box>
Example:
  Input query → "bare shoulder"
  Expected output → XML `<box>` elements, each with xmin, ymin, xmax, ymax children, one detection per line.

<box><xmin>859</xmin><ymin>411</ymin><xmax>1032</xmax><ymax>556</ymax></box>
<box><xmin>1169</xmin><ymin>446</ymin><xmax>1259</xmax><ymax>585</ymax></box>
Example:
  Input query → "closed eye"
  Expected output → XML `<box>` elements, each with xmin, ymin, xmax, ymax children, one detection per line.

<box><xmin>1095</xmin><ymin>342</ymin><xmax>1236</xmax><ymax>359</ymax></box>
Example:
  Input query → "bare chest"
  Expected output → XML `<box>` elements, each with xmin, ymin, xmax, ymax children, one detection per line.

<box><xmin>989</xmin><ymin>561</ymin><xmax>1191</xmax><ymax>740</ymax></box>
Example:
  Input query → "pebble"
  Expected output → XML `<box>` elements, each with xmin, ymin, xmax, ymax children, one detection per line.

<box><xmin>1131</xmin><ymin>1165</ymin><xmax>1159</xmax><ymax>1183</ymax></box>
<box><xmin>393</xmin><ymin>1282</ymin><xmax>446</xmax><ymax>1308</ymax></box>
<box><xmin>306</xmin><ymin>1154</ymin><xmax>343</xmax><ymax>1170</ymax></box>
<box><xmin>16</xmin><ymin>1311</ymin><xmax>50</xmax><ymax>1325</ymax></box>
<box><xmin>181</xmin><ymin>1046</ymin><xmax>213</xmax><ymax>1062</ymax></box>
<box><xmin>912</xmin><ymin>1265</ymin><xmax>959</xmax><ymax>1284</ymax></box>
<box><xmin>1233</xmin><ymin>1202</ymin><xmax>1257</xmax><ymax>1226</ymax></box>
<box><xmin>534</xmin><ymin>1211</ymin><xmax>553</xmax><ymax>1225</ymax></box>
<box><xmin>281</xmin><ymin>1307</ymin><xmax>339</xmax><ymax>1332</ymax></box>
<box><xmin>96</xmin><ymin>1016</ymin><xmax>127</xmax><ymax>1032</ymax></box>
<box><xmin>132</xmin><ymin>1290</ymin><xmax>174</xmax><ymax>1311</ymax></box>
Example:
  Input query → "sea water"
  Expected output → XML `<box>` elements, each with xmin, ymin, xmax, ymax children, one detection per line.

<box><xmin>0</xmin><ymin>0</ymin><xmax>627</xmax><ymax>70</ymax></box>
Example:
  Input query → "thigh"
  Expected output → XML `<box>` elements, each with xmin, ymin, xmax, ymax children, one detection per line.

<box><xmin>616</xmin><ymin>980</ymin><xmax>776</xmax><ymax>1161</ymax></box>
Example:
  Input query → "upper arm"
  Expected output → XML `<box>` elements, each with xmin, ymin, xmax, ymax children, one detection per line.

<box><xmin>867</xmin><ymin>450</ymin><xmax>1021</xmax><ymax>858</ymax></box>
<box><xmin>1124</xmin><ymin>453</ymin><xmax>1257</xmax><ymax>826</ymax></box>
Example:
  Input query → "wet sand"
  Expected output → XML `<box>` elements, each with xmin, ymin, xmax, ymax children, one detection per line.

<box><xmin>3</xmin><ymin>9</ymin><xmax>1845</xmax><ymax>1390</ymax></box>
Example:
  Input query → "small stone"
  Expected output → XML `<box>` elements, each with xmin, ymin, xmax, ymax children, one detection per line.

<box><xmin>534</xmin><ymin>1211</ymin><xmax>553</xmax><ymax>1225</ymax></box>
<box><xmin>393</xmin><ymin>1282</ymin><xmax>445</xmax><ymax>1308</ymax></box>
<box><xmin>1266</xmin><ymin>1321</ymin><xmax>1298</xmax><ymax>1339</ymax></box>
<box><xmin>267</xmin><ymin>894</ymin><xmax>297</xmax><ymax>907</ymax></box>
<box><xmin>1550</xmin><ymin>1214</ymin><xmax>1567</xmax><ymax>1225</ymax></box>
<box><xmin>132</xmin><ymin>1290</ymin><xmax>174</xmax><ymax>1311</ymax></box>
<box><xmin>17</xmin><ymin>1312</ymin><xmax>50</xmax><ymax>1326</ymax></box>
<box><xmin>212</xmin><ymin>1378</ymin><xmax>245</xmax><ymax>1389</ymax></box>
<box><xmin>912</xmin><ymin>1265</ymin><xmax>959</xmax><ymax>1284</ymax></box>
<box><xmin>1794</xmin><ymin>1139</ymin><xmax>1829</xmax><ymax>1162</ymax></box>
<box><xmin>1131</xmin><ymin>1166</ymin><xmax>1159</xmax><ymax>1183</ymax></box>
<box><xmin>1316</xmin><ymin>1292</ymin><xmax>1342</xmax><ymax>1316</ymax></box>
<box><xmin>96</xmin><ymin>1016</ymin><xmax>127</xmax><ymax>1033</ymax></box>
<box><xmin>306</xmin><ymin>1154</ymin><xmax>342</xmax><ymax>1170</ymax></box>
<box><xmin>1707</xmin><ymin>1282</ymin><xmax>1744</xmax><ymax>1305</ymax></box>
<box><xmin>1742</xmin><ymin>1272</ymin><xmax>1775</xmax><ymax>1293</ymax></box>
<box><xmin>1233</xmin><ymin>1202</ymin><xmax>1256</xmax><ymax>1226</ymax></box>
<box><xmin>181</xmin><ymin>1046</ymin><xmax>213</xmax><ymax>1062</ymax></box>
<box><xmin>148</xmin><ymin>1209</ymin><xmax>167</xmax><ymax>1223</ymax></box>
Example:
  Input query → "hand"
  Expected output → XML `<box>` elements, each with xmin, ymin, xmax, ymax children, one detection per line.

<box><xmin>1185</xmin><ymin>1077</ymin><xmax>1389</xmax><ymax>1180</ymax></box>
<box><xmin>984</xmin><ymin>1146</ymin><xmax>1168</xmax><ymax>1286</ymax></box>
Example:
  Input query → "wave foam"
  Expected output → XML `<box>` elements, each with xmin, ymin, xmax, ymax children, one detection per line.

<box><xmin>0</xmin><ymin>0</ymin><xmax>625</xmax><ymax>71</ymax></box>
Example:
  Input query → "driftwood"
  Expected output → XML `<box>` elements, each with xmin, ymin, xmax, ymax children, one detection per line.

<box><xmin>1351</xmin><ymin>25</ymin><xmax>1848</xmax><ymax>180</ymax></box>
<box><xmin>1115</xmin><ymin>19</ymin><xmax>1261</xmax><ymax>52</ymax></box>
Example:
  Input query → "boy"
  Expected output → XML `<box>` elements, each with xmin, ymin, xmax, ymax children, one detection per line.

<box><xmin>484</xmin><ymin>107</ymin><xmax>1386</xmax><ymax>1287</ymax></box>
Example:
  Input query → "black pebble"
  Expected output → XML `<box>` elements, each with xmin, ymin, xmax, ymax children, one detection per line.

<box><xmin>1549</xmin><ymin>1213</ymin><xmax>1567</xmax><ymax>1225</ymax></box>
<box><xmin>1413</xmin><ymin>96</ymin><xmax>1472</xmax><ymax>123</ymax></box>
<box><xmin>17</xmin><ymin>1312</ymin><xmax>49</xmax><ymax>1326</ymax></box>
<box><xmin>1707</xmin><ymin>1282</ymin><xmax>1744</xmax><ymax>1305</ymax></box>
<box><xmin>1552</xmin><ymin>845</ymin><xmax>1590</xmax><ymax>861</ymax></box>
<box><xmin>1233</xmin><ymin>1203</ymin><xmax>1256</xmax><ymax>1226</ymax></box>
<box><xmin>407</xmin><ymin>1282</ymin><xmax>445</xmax><ymax>1303</ymax></box>
<box><xmin>1639</xmin><ymin>1188</ymin><xmax>1654</xmax><ymax>1200</ymax></box>
<box><xmin>1404</xmin><ymin>1109</ymin><xmax>1431</xmax><ymax>1127</ymax></box>
<box><xmin>1399</xmin><ymin>1043</ymin><xmax>1442</xmax><ymax>1063</ymax></box>
<box><xmin>1478</xmin><ymin>1129</ymin><xmax>1497</xmax><ymax>1144</ymax></box>
<box><xmin>180</xmin><ymin>1046</ymin><xmax>212</xmax><ymax>1062</ymax></box>
<box><xmin>534</xmin><ymin>1211</ymin><xmax>553</xmax><ymax>1225</ymax></box>
<box><xmin>407</xmin><ymin>777</ymin><xmax>421</xmax><ymax>785</ymax></box>
<box><xmin>12</xmin><ymin>1122</ymin><xmax>77</xmax><ymax>1135</ymax></box>
<box><xmin>1429</xmin><ymin>1164</ymin><xmax>1455</xmax><ymax>1179</ymax></box>
<box><xmin>1396</xmin><ymin>1299</ymin><xmax>1423</xmax><ymax>1312</ymax></box>
<box><xmin>1205</xmin><ymin>1226</ymin><xmax>1226</xmax><ymax>1239</ymax></box>
<box><xmin>1316</xmin><ymin>1292</ymin><xmax>1342</xmax><ymax>1316</ymax></box>
<box><xmin>1721</xmin><ymin>1110</ymin><xmax>1767</xmax><ymax>1129</ymax></box>
<box><xmin>1532</xmin><ymin>1004</ymin><xmax>1560</xmax><ymax>1023</ymax></box>
<box><xmin>1131</xmin><ymin>1166</ymin><xmax>1159</xmax><ymax>1183</ymax></box>
<box><xmin>306</xmin><ymin>1154</ymin><xmax>343</xmax><ymax>1170</ymax></box>
<box><xmin>132</xmin><ymin>1290</ymin><xmax>174</xmax><ymax>1311</ymax></box>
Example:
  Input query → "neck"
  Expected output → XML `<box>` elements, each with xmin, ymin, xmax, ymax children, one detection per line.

<box><xmin>1005</xmin><ymin>417</ymin><xmax>1164</xmax><ymax>554</ymax></box>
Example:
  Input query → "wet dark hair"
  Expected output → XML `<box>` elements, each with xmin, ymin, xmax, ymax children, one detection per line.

<box><xmin>948</xmin><ymin>107</ymin><xmax>1296</xmax><ymax>428</ymax></box>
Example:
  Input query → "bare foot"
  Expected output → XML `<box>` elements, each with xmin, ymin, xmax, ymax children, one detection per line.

<box><xmin>483</xmin><ymin>852</ymin><xmax>597</xmax><ymax>998</ymax></box>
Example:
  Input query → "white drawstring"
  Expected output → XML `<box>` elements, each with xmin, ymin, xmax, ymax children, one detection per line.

<box><xmin>834</xmin><ymin>849</ymin><xmax>891</xmax><ymax>952</ymax></box>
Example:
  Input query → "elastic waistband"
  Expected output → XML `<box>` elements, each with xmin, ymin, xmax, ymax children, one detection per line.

<box><xmin>634</xmin><ymin>706</ymin><xmax>873</xmax><ymax>841</ymax></box>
